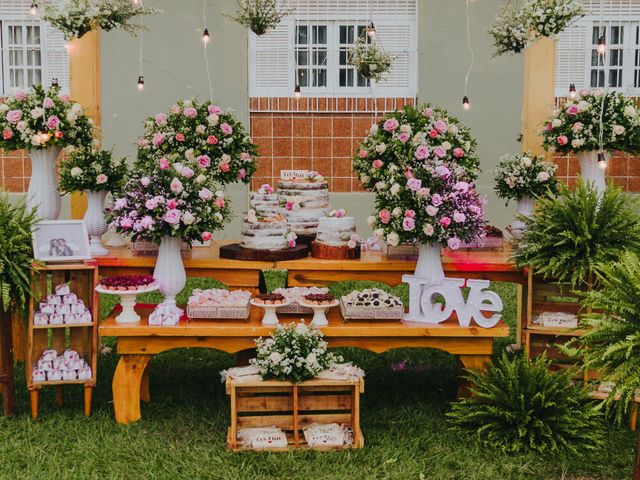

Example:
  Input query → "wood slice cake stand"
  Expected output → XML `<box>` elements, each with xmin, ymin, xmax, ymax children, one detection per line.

<box><xmin>311</xmin><ymin>241</ymin><xmax>361</xmax><ymax>260</ymax></box>
<box><xmin>220</xmin><ymin>243</ymin><xmax>309</xmax><ymax>261</ymax></box>
<box><xmin>294</xmin><ymin>233</ymin><xmax>316</xmax><ymax>247</ymax></box>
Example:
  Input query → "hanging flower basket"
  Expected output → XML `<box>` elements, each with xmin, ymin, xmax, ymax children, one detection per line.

<box><xmin>225</xmin><ymin>0</ymin><xmax>293</xmax><ymax>36</ymax></box>
<box><xmin>349</xmin><ymin>40</ymin><xmax>392</xmax><ymax>82</ymax></box>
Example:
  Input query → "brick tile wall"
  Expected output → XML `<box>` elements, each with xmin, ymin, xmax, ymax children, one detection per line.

<box><xmin>0</xmin><ymin>150</ymin><xmax>31</xmax><ymax>192</ymax></box>
<box><xmin>552</xmin><ymin>152</ymin><xmax>640</xmax><ymax>191</ymax></box>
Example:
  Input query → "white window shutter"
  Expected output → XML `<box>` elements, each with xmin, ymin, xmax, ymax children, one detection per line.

<box><xmin>43</xmin><ymin>24</ymin><xmax>70</xmax><ymax>94</ymax></box>
<box><xmin>249</xmin><ymin>19</ymin><xmax>293</xmax><ymax>97</ymax></box>
<box><xmin>373</xmin><ymin>21</ymin><xmax>415</xmax><ymax>96</ymax></box>
<box><xmin>555</xmin><ymin>19</ymin><xmax>589</xmax><ymax>97</ymax></box>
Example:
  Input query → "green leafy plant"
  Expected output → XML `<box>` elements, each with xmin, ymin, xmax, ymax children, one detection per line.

<box><xmin>0</xmin><ymin>193</ymin><xmax>38</xmax><ymax>312</ymax></box>
<box><xmin>225</xmin><ymin>0</ymin><xmax>293</xmax><ymax>36</ymax></box>
<box><xmin>493</xmin><ymin>152</ymin><xmax>558</xmax><ymax>203</ymax></box>
<box><xmin>512</xmin><ymin>180</ymin><xmax>640</xmax><ymax>287</ymax></box>
<box><xmin>349</xmin><ymin>39</ymin><xmax>392</xmax><ymax>82</ymax></box>
<box><xmin>447</xmin><ymin>353</ymin><xmax>604</xmax><ymax>456</ymax></box>
<box><xmin>58</xmin><ymin>147</ymin><xmax>128</xmax><ymax>194</ymax></box>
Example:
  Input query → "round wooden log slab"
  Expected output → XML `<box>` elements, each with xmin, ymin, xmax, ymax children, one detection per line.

<box><xmin>219</xmin><ymin>243</ymin><xmax>310</xmax><ymax>261</ymax></box>
<box><xmin>311</xmin><ymin>241</ymin><xmax>361</xmax><ymax>260</ymax></box>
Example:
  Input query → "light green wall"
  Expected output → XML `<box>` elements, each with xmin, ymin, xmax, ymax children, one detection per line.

<box><xmin>100</xmin><ymin>0</ymin><xmax>524</xmax><ymax>239</ymax></box>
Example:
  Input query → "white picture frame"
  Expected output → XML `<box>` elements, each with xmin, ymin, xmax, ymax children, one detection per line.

<box><xmin>32</xmin><ymin>220</ymin><xmax>91</xmax><ymax>263</ymax></box>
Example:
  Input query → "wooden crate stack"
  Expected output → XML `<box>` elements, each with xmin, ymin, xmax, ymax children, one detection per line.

<box><xmin>226</xmin><ymin>377</ymin><xmax>364</xmax><ymax>451</ymax></box>
<box><xmin>27</xmin><ymin>262</ymin><xmax>99</xmax><ymax>419</ymax></box>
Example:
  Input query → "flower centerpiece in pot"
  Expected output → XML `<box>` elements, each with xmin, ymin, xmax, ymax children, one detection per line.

<box><xmin>349</xmin><ymin>38</ymin><xmax>392</xmax><ymax>82</ymax></box>
<box><xmin>137</xmin><ymin>99</ymin><xmax>258</xmax><ymax>185</ymax></box>
<box><xmin>0</xmin><ymin>85</ymin><xmax>94</xmax><ymax>220</ymax></box>
<box><xmin>540</xmin><ymin>90</ymin><xmax>640</xmax><ymax>194</ymax></box>
<box><xmin>59</xmin><ymin>147</ymin><xmax>127</xmax><ymax>256</ymax></box>
<box><xmin>493</xmin><ymin>152</ymin><xmax>558</xmax><ymax>232</ymax></box>
<box><xmin>353</xmin><ymin>103</ymin><xmax>484</xmax><ymax>282</ymax></box>
<box><xmin>107</xmin><ymin>157</ymin><xmax>232</xmax><ymax>316</ymax></box>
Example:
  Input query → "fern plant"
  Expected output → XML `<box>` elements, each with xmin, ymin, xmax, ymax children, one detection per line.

<box><xmin>511</xmin><ymin>180</ymin><xmax>640</xmax><ymax>287</ymax></box>
<box><xmin>0</xmin><ymin>193</ymin><xmax>38</xmax><ymax>312</ymax></box>
<box><xmin>447</xmin><ymin>353</ymin><xmax>604</xmax><ymax>456</ymax></box>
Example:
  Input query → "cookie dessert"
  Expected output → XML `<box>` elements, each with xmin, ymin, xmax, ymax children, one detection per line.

<box><xmin>98</xmin><ymin>275</ymin><xmax>156</xmax><ymax>291</ymax></box>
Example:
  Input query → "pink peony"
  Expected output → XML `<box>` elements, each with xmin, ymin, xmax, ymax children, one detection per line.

<box><xmin>431</xmin><ymin>194</ymin><xmax>443</xmax><ymax>206</ymax></box>
<box><xmin>402</xmin><ymin>217</ymin><xmax>416</xmax><ymax>231</ymax></box>
<box><xmin>139</xmin><ymin>216</ymin><xmax>153</xmax><ymax>229</ymax></box>
<box><xmin>208</xmin><ymin>105</ymin><xmax>222</xmax><ymax>115</ymax></box>
<box><xmin>120</xmin><ymin>217</ymin><xmax>133</xmax><ymax>229</ymax></box>
<box><xmin>557</xmin><ymin>135</ymin><xmax>569</xmax><ymax>146</ymax></box>
<box><xmin>170</xmin><ymin>178</ymin><xmax>183</xmax><ymax>193</ymax></box>
<box><xmin>2</xmin><ymin>129</ymin><xmax>13</xmax><ymax>140</ymax></box>
<box><xmin>220</xmin><ymin>123</ymin><xmax>233</xmax><ymax>135</ymax></box>
<box><xmin>372</xmin><ymin>159</ymin><xmax>383</xmax><ymax>169</ymax></box>
<box><xmin>181</xmin><ymin>166</ymin><xmax>194</xmax><ymax>178</ymax></box>
<box><xmin>207</xmin><ymin>135</ymin><xmax>218</xmax><ymax>145</ymax></box>
<box><xmin>453</xmin><ymin>147</ymin><xmax>464</xmax><ymax>158</ymax></box>
<box><xmin>359</xmin><ymin>149</ymin><xmax>368</xmax><ymax>158</ymax></box>
<box><xmin>453</xmin><ymin>211</ymin><xmax>466</xmax><ymax>223</ymax></box>
<box><xmin>6</xmin><ymin>110</ymin><xmax>22</xmax><ymax>124</ymax></box>
<box><xmin>422</xmin><ymin>107</ymin><xmax>434</xmax><ymax>117</ymax></box>
<box><xmin>152</xmin><ymin>132</ymin><xmax>165</xmax><ymax>147</ymax></box>
<box><xmin>435</xmin><ymin>165</ymin><xmax>450</xmax><ymax>177</ymax></box>
<box><xmin>383</xmin><ymin>118</ymin><xmax>399</xmax><ymax>132</ymax></box>
<box><xmin>199</xmin><ymin>188</ymin><xmax>213</xmax><ymax>200</ymax></box>
<box><xmin>155</xmin><ymin>113</ymin><xmax>167</xmax><ymax>125</ymax></box>
<box><xmin>433</xmin><ymin>120</ymin><xmax>448</xmax><ymax>133</ymax></box>
<box><xmin>43</xmin><ymin>97</ymin><xmax>54</xmax><ymax>109</ymax></box>
<box><xmin>197</xmin><ymin>155</ymin><xmax>211</xmax><ymax>168</ymax></box>
<box><xmin>46</xmin><ymin>115</ymin><xmax>60</xmax><ymax>129</ymax></box>
<box><xmin>398</xmin><ymin>132</ymin><xmax>410</xmax><ymax>143</ymax></box>
<box><xmin>145</xmin><ymin>198</ymin><xmax>159</xmax><ymax>210</ymax></box>
<box><xmin>214</xmin><ymin>196</ymin><xmax>225</xmax><ymax>208</ymax></box>
<box><xmin>220</xmin><ymin>162</ymin><xmax>230</xmax><ymax>172</ymax></box>
<box><xmin>454</xmin><ymin>181</ymin><xmax>469</xmax><ymax>193</ymax></box>
<box><xmin>415</xmin><ymin>145</ymin><xmax>429</xmax><ymax>160</ymax></box>
<box><xmin>434</xmin><ymin>146</ymin><xmax>446</xmax><ymax>158</ymax></box>
<box><xmin>158</xmin><ymin>157</ymin><xmax>170</xmax><ymax>170</ymax></box>
<box><xmin>237</xmin><ymin>168</ymin><xmax>246</xmax><ymax>180</ymax></box>
<box><xmin>572</xmin><ymin>122</ymin><xmax>584</xmax><ymax>133</ymax></box>
<box><xmin>378</xmin><ymin>209</ymin><xmax>391</xmax><ymax>224</ymax></box>
<box><xmin>175</xmin><ymin>133</ymin><xmax>185</xmax><ymax>142</ymax></box>
<box><xmin>96</xmin><ymin>174</ymin><xmax>108</xmax><ymax>184</ymax></box>
<box><xmin>14</xmin><ymin>90</ymin><xmax>26</xmax><ymax>101</ymax></box>
<box><xmin>164</xmin><ymin>209</ymin><xmax>181</xmax><ymax>225</ymax></box>
<box><xmin>439</xmin><ymin>216</ymin><xmax>451</xmax><ymax>227</ymax></box>
<box><xmin>140</xmin><ymin>177</ymin><xmax>151</xmax><ymax>187</ymax></box>
<box><xmin>566</xmin><ymin>104</ymin><xmax>579</xmax><ymax>116</ymax></box>
<box><xmin>183</xmin><ymin>107</ymin><xmax>197</xmax><ymax>118</ymax></box>
<box><xmin>167</xmin><ymin>199</ymin><xmax>178</xmax><ymax>209</ymax></box>
<box><xmin>407</xmin><ymin>177</ymin><xmax>422</xmax><ymax>191</ymax></box>
<box><xmin>405</xmin><ymin>209</ymin><xmax>416</xmax><ymax>218</ymax></box>
<box><xmin>170</xmin><ymin>104</ymin><xmax>181</xmax><ymax>114</ymax></box>
<box><xmin>447</xmin><ymin>237</ymin><xmax>461</xmax><ymax>250</ymax></box>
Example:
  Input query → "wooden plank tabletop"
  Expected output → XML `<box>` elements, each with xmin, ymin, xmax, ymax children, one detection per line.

<box><xmin>99</xmin><ymin>307</ymin><xmax>510</xmax><ymax>338</ymax></box>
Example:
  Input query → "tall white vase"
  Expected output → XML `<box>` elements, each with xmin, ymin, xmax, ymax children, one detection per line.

<box><xmin>414</xmin><ymin>243</ymin><xmax>444</xmax><ymax>281</ymax></box>
<box><xmin>27</xmin><ymin>147</ymin><xmax>62</xmax><ymax>220</ymax></box>
<box><xmin>512</xmin><ymin>195</ymin><xmax>535</xmax><ymax>231</ymax></box>
<box><xmin>577</xmin><ymin>150</ymin><xmax>609</xmax><ymax>194</ymax></box>
<box><xmin>84</xmin><ymin>190</ymin><xmax>109</xmax><ymax>256</ymax></box>
<box><xmin>153</xmin><ymin>235</ymin><xmax>186</xmax><ymax>315</ymax></box>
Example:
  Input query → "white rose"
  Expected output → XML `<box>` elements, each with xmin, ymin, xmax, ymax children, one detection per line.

<box><xmin>551</xmin><ymin>108</ymin><xmax>560</xmax><ymax>118</ymax></box>
<box><xmin>442</xmin><ymin>141</ymin><xmax>452</xmax><ymax>150</ymax></box>
<box><xmin>375</xmin><ymin>143</ymin><xmax>387</xmax><ymax>154</ymax></box>
<box><xmin>195</xmin><ymin>174</ymin><xmax>206</xmax><ymax>184</ymax></box>
<box><xmin>447</xmin><ymin>125</ymin><xmax>459</xmax><ymax>135</ymax></box>
<box><xmin>426</xmin><ymin>205</ymin><xmax>438</xmax><ymax>216</ymax></box>
<box><xmin>367</xmin><ymin>215</ymin><xmax>376</xmax><ymax>227</ymax></box>
<box><xmin>0</xmin><ymin>104</ymin><xmax>8</xmax><ymax>112</ymax></box>
<box><xmin>613</xmin><ymin>125</ymin><xmax>625</xmax><ymax>135</ymax></box>
<box><xmin>388</xmin><ymin>164</ymin><xmax>398</xmax><ymax>173</ymax></box>
<box><xmin>30</xmin><ymin>107</ymin><xmax>44</xmax><ymax>119</ymax></box>
<box><xmin>423</xmin><ymin>224</ymin><xmax>434</xmax><ymax>236</ymax></box>
<box><xmin>70</xmin><ymin>167</ymin><xmax>83</xmax><ymax>177</ymax></box>
<box><xmin>577</xmin><ymin>100</ymin><xmax>590</xmax><ymax>112</ymax></box>
<box><xmin>360</xmin><ymin>174</ymin><xmax>370</xmax><ymax>183</ymax></box>
<box><xmin>173</xmin><ymin>162</ymin><xmax>184</xmax><ymax>174</ymax></box>
<box><xmin>537</xmin><ymin>171</ymin><xmax>549</xmax><ymax>182</ymax></box>
<box><xmin>182</xmin><ymin>211</ymin><xmax>195</xmax><ymax>225</ymax></box>
<box><xmin>207</xmin><ymin>114</ymin><xmax>219</xmax><ymax>126</ymax></box>
<box><xmin>571</xmin><ymin>138</ymin><xmax>585</xmax><ymax>149</ymax></box>
<box><xmin>214</xmin><ymin>212</ymin><xmax>223</xmax><ymax>222</ymax></box>
<box><xmin>374</xmin><ymin>228</ymin><xmax>385</xmax><ymax>238</ymax></box>
<box><xmin>390</xmin><ymin>183</ymin><xmax>401</xmax><ymax>196</ymax></box>
<box><xmin>521</xmin><ymin>156</ymin><xmax>532</xmax><ymax>167</ymax></box>
<box><xmin>386</xmin><ymin>232</ymin><xmax>400</xmax><ymax>246</ymax></box>
<box><xmin>392</xmin><ymin>207</ymin><xmax>402</xmax><ymax>217</ymax></box>
<box><xmin>624</xmin><ymin>105</ymin><xmax>637</xmax><ymax>118</ymax></box>
<box><xmin>195</xmin><ymin>124</ymin><xmax>206</xmax><ymax>134</ymax></box>
<box><xmin>551</xmin><ymin>119</ymin><xmax>562</xmax><ymax>128</ymax></box>
<box><xmin>370</xmin><ymin>123</ymin><xmax>378</xmax><ymax>134</ymax></box>
<box><xmin>185</xmin><ymin>149</ymin><xmax>195</xmax><ymax>161</ymax></box>
<box><xmin>375</xmin><ymin>181</ymin><xmax>386</xmax><ymax>191</ymax></box>
<box><xmin>400</xmin><ymin>124</ymin><xmax>411</xmax><ymax>133</ymax></box>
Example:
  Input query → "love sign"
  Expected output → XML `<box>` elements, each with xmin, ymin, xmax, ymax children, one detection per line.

<box><xmin>402</xmin><ymin>275</ymin><xmax>503</xmax><ymax>328</ymax></box>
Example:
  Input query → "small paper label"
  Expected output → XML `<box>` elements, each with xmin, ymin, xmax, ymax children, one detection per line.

<box><xmin>280</xmin><ymin>169</ymin><xmax>308</xmax><ymax>180</ymax></box>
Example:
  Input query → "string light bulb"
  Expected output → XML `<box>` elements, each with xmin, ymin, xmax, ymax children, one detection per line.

<box><xmin>29</xmin><ymin>2</ymin><xmax>38</xmax><ymax>15</ymax></box>
<box><xmin>202</xmin><ymin>28</ymin><xmax>211</xmax><ymax>44</ymax></box>
<box><xmin>597</xmin><ymin>35</ymin><xmax>606</xmax><ymax>55</ymax></box>
<box><xmin>569</xmin><ymin>83</ymin><xmax>576</xmax><ymax>99</ymax></box>
<box><xmin>137</xmin><ymin>75</ymin><xmax>145</xmax><ymax>91</ymax></box>
<box><xmin>597</xmin><ymin>151</ymin><xmax>607</xmax><ymax>169</ymax></box>
<box><xmin>462</xmin><ymin>95</ymin><xmax>470</xmax><ymax>110</ymax></box>
<box><xmin>366</xmin><ymin>22</ymin><xmax>376</xmax><ymax>38</ymax></box>
<box><xmin>294</xmin><ymin>84</ymin><xmax>301</xmax><ymax>99</ymax></box>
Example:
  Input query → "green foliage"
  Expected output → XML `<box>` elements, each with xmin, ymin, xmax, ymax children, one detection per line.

<box><xmin>0</xmin><ymin>193</ymin><xmax>38</xmax><ymax>312</ymax></box>
<box><xmin>563</xmin><ymin>251</ymin><xmax>640</xmax><ymax>424</ymax></box>
<box><xmin>512</xmin><ymin>180</ymin><xmax>640</xmax><ymax>287</ymax></box>
<box><xmin>224</xmin><ymin>0</ymin><xmax>293</xmax><ymax>36</ymax></box>
<box><xmin>58</xmin><ymin>147</ymin><xmax>128</xmax><ymax>194</ymax></box>
<box><xmin>261</xmin><ymin>268</ymin><xmax>287</xmax><ymax>292</ymax></box>
<box><xmin>447</xmin><ymin>353</ymin><xmax>605</xmax><ymax>456</ymax></box>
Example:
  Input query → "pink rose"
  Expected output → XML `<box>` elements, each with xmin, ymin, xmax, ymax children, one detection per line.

<box><xmin>140</xmin><ymin>177</ymin><xmax>151</xmax><ymax>187</ymax></box>
<box><xmin>199</xmin><ymin>188</ymin><xmax>213</xmax><ymax>200</ymax></box>
<box><xmin>429</xmin><ymin>129</ymin><xmax>439</xmax><ymax>138</ymax></box>
<box><xmin>181</xmin><ymin>166</ymin><xmax>194</xmax><ymax>178</ymax></box>
<box><xmin>2</xmin><ymin>128</ymin><xmax>13</xmax><ymax>140</ymax></box>
<box><xmin>359</xmin><ymin>149</ymin><xmax>368</xmax><ymax>158</ymax></box>
<box><xmin>405</xmin><ymin>209</ymin><xmax>416</xmax><ymax>218</ymax></box>
<box><xmin>167</xmin><ymin>199</ymin><xmax>178</xmax><ymax>209</ymax></box>
<box><xmin>220</xmin><ymin>162</ymin><xmax>230</xmax><ymax>172</ymax></box>
<box><xmin>158</xmin><ymin>157</ymin><xmax>170</xmax><ymax>170</ymax></box>
<box><xmin>378</xmin><ymin>209</ymin><xmax>391</xmax><ymax>224</ymax></box>
<box><xmin>46</xmin><ymin>115</ymin><xmax>60</xmax><ymax>129</ymax></box>
<box><xmin>454</xmin><ymin>181</ymin><xmax>469</xmax><ymax>193</ymax></box>
<box><xmin>139</xmin><ymin>216</ymin><xmax>153</xmax><ymax>229</ymax></box>
<box><xmin>96</xmin><ymin>174</ymin><xmax>108</xmax><ymax>184</ymax></box>
<box><xmin>170</xmin><ymin>178</ymin><xmax>183</xmax><ymax>193</ymax></box>
<box><xmin>415</xmin><ymin>145</ymin><xmax>429</xmax><ymax>160</ymax></box>
<box><xmin>566</xmin><ymin>105</ymin><xmax>579</xmax><ymax>116</ymax></box>
<box><xmin>58</xmin><ymin>94</ymin><xmax>70</xmax><ymax>102</ymax></box>
<box><xmin>145</xmin><ymin>198</ymin><xmax>158</xmax><ymax>210</ymax></box>
<box><xmin>398</xmin><ymin>132</ymin><xmax>410</xmax><ymax>143</ymax></box>
<box><xmin>240</xmin><ymin>152</ymin><xmax>251</xmax><ymax>160</ymax></box>
<box><xmin>383</xmin><ymin>118</ymin><xmax>399</xmax><ymax>132</ymax></box>
<box><xmin>418</xmin><ymin>187</ymin><xmax>430</xmax><ymax>197</ymax></box>
<box><xmin>453</xmin><ymin>148</ymin><xmax>464</xmax><ymax>158</ymax></box>
<box><xmin>439</xmin><ymin>216</ymin><xmax>451</xmax><ymax>227</ymax></box>
<box><xmin>164</xmin><ymin>209</ymin><xmax>181</xmax><ymax>225</ymax></box>
<box><xmin>544</xmin><ymin>123</ymin><xmax>553</xmax><ymax>132</ymax></box>
<box><xmin>138</xmin><ymin>138</ymin><xmax>149</xmax><ymax>148</ymax></box>
<box><xmin>120</xmin><ymin>217</ymin><xmax>133</xmax><ymax>229</ymax></box>
<box><xmin>285</xmin><ymin>201</ymin><xmax>294</xmax><ymax>211</ymax></box>
<box><xmin>43</xmin><ymin>97</ymin><xmax>54</xmax><ymax>108</ymax></box>
<box><xmin>407</xmin><ymin>177</ymin><xmax>422</xmax><ymax>191</ymax></box>
<box><xmin>214</xmin><ymin>197</ymin><xmax>225</xmax><ymax>208</ymax></box>
<box><xmin>453</xmin><ymin>211</ymin><xmax>466</xmax><ymax>223</ymax></box>
<box><xmin>431</xmin><ymin>194</ymin><xmax>443</xmax><ymax>206</ymax></box>
<box><xmin>207</xmin><ymin>135</ymin><xmax>218</xmax><ymax>145</ymax></box>
<box><xmin>572</xmin><ymin>122</ymin><xmax>584</xmax><ymax>133</ymax></box>
<box><xmin>447</xmin><ymin>237</ymin><xmax>461</xmax><ymax>250</ymax></box>
<box><xmin>197</xmin><ymin>155</ymin><xmax>211</xmax><ymax>168</ymax></box>
<box><xmin>405</xmin><ymin>169</ymin><xmax>414</xmax><ymax>179</ymax></box>
<box><xmin>170</xmin><ymin>104</ymin><xmax>181</xmax><ymax>114</ymax></box>
<box><xmin>433</xmin><ymin>120</ymin><xmax>448</xmax><ymax>133</ymax></box>
<box><xmin>288</xmin><ymin>239</ymin><xmax>296</xmax><ymax>248</ymax></box>
<box><xmin>152</xmin><ymin>132</ymin><xmax>165</xmax><ymax>147</ymax></box>
<box><xmin>220</xmin><ymin>123</ymin><xmax>233</xmax><ymax>135</ymax></box>
<box><xmin>14</xmin><ymin>90</ymin><xmax>26</xmax><ymax>101</ymax></box>
<box><xmin>434</xmin><ymin>146</ymin><xmax>446</xmax><ymax>158</ymax></box>
<box><xmin>435</xmin><ymin>165</ymin><xmax>450</xmax><ymax>177</ymax></box>
<box><xmin>557</xmin><ymin>135</ymin><xmax>569</xmax><ymax>146</ymax></box>
<box><xmin>201</xmin><ymin>231</ymin><xmax>213</xmax><ymax>241</ymax></box>
<box><xmin>6</xmin><ymin>110</ymin><xmax>22</xmax><ymax>124</ymax></box>
<box><xmin>155</xmin><ymin>113</ymin><xmax>167</xmax><ymax>125</ymax></box>
<box><xmin>422</xmin><ymin>107</ymin><xmax>434</xmax><ymax>117</ymax></box>
<box><xmin>372</xmin><ymin>159</ymin><xmax>383</xmax><ymax>169</ymax></box>
<box><xmin>237</xmin><ymin>168</ymin><xmax>246</xmax><ymax>180</ymax></box>
<box><xmin>208</xmin><ymin>105</ymin><xmax>222</xmax><ymax>115</ymax></box>
<box><xmin>183</xmin><ymin>107</ymin><xmax>197</xmax><ymax>118</ymax></box>
<box><xmin>402</xmin><ymin>217</ymin><xmax>415</xmax><ymax>231</ymax></box>
<box><xmin>175</xmin><ymin>133</ymin><xmax>185</xmax><ymax>142</ymax></box>
<box><xmin>335</xmin><ymin>209</ymin><xmax>345</xmax><ymax>218</ymax></box>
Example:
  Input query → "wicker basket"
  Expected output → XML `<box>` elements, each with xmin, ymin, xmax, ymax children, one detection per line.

<box><xmin>383</xmin><ymin>243</ymin><xmax>419</xmax><ymax>259</ymax></box>
<box><xmin>187</xmin><ymin>303</ymin><xmax>250</xmax><ymax>320</ymax></box>
<box><xmin>458</xmin><ymin>236</ymin><xmax>504</xmax><ymax>250</ymax></box>
<box><xmin>132</xmin><ymin>240</ymin><xmax>192</xmax><ymax>258</ymax></box>
<box><xmin>276</xmin><ymin>302</ymin><xmax>314</xmax><ymax>315</ymax></box>
<box><xmin>339</xmin><ymin>299</ymin><xmax>404</xmax><ymax>321</ymax></box>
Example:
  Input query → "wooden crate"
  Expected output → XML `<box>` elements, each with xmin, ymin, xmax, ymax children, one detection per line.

<box><xmin>27</xmin><ymin>262</ymin><xmax>99</xmax><ymax>419</ymax></box>
<box><xmin>226</xmin><ymin>377</ymin><xmax>364</xmax><ymax>451</ymax></box>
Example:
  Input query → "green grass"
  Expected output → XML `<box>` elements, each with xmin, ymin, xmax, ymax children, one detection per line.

<box><xmin>0</xmin><ymin>280</ymin><xmax>635</xmax><ymax>479</ymax></box>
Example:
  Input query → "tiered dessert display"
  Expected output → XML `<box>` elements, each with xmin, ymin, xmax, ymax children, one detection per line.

<box><xmin>27</xmin><ymin>264</ymin><xmax>98</xmax><ymax>419</ymax></box>
<box><xmin>339</xmin><ymin>288</ymin><xmax>404</xmax><ymax>321</ymax></box>
<box><xmin>95</xmin><ymin>275</ymin><xmax>158</xmax><ymax>324</ymax></box>
<box><xmin>278</xmin><ymin>171</ymin><xmax>330</xmax><ymax>243</ymax></box>
<box><xmin>311</xmin><ymin>209</ymin><xmax>361</xmax><ymax>260</ymax></box>
<box><xmin>187</xmin><ymin>288</ymin><xmax>252</xmax><ymax>320</ymax></box>
<box><xmin>273</xmin><ymin>287</ymin><xmax>329</xmax><ymax>314</ymax></box>
<box><xmin>250</xmin><ymin>293</ymin><xmax>290</xmax><ymax>325</ymax></box>
<box><xmin>299</xmin><ymin>293</ymin><xmax>339</xmax><ymax>326</ymax></box>
<box><xmin>220</xmin><ymin>184</ymin><xmax>309</xmax><ymax>261</ymax></box>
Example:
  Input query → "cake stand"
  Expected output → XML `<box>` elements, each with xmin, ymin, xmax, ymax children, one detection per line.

<box><xmin>300</xmin><ymin>300</ymin><xmax>339</xmax><ymax>326</ymax></box>
<box><xmin>95</xmin><ymin>284</ymin><xmax>158</xmax><ymax>324</ymax></box>
<box><xmin>250</xmin><ymin>299</ymin><xmax>291</xmax><ymax>326</ymax></box>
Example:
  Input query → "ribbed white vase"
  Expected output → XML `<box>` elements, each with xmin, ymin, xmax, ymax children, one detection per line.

<box><xmin>27</xmin><ymin>147</ymin><xmax>62</xmax><ymax>220</ymax></box>
<box><xmin>512</xmin><ymin>195</ymin><xmax>535</xmax><ymax>231</ymax></box>
<box><xmin>414</xmin><ymin>243</ymin><xmax>444</xmax><ymax>281</ymax></box>
<box><xmin>153</xmin><ymin>235</ymin><xmax>186</xmax><ymax>315</ymax></box>
<box><xmin>84</xmin><ymin>190</ymin><xmax>109</xmax><ymax>256</ymax></box>
<box><xmin>577</xmin><ymin>150</ymin><xmax>609</xmax><ymax>194</ymax></box>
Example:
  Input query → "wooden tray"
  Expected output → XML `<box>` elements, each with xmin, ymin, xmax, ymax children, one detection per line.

<box><xmin>220</xmin><ymin>243</ymin><xmax>309</xmax><ymax>261</ymax></box>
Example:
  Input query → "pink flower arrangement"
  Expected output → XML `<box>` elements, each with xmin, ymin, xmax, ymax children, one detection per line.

<box><xmin>372</xmin><ymin>159</ymin><xmax>383</xmax><ymax>169</ymax></box>
<box><xmin>383</xmin><ymin>118</ymin><xmax>399</xmax><ymax>132</ymax></box>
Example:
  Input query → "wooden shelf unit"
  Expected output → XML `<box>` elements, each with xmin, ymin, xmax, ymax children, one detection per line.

<box><xmin>226</xmin><ymin>377</ymin><xmax>364</xmax><ymax>451</ymax></box>
<box><xmin>27</xmin><ymin>262</ymin><xmax>99</xmax><ymax>419</ymax></box>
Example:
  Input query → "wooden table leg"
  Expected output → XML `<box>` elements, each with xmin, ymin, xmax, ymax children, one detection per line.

<box><xmin>55</xmin><ymin>385</ymin><xmax>64</xmax><ymax>407</ymax></box>
<box><xmin>29</xmin><ymin>389</ymin><xmax>39</xmax><ymax>420</ymax></box>
<box><xmin>1</xmin><ymin>311</ymin><xmax>15</xmax><ymax>416</ymax></box>
<box><xmin>112</xmin><ymin>354</ymin><xmax>151</xmax><ymax>425</ymax></box>
<box><xmin>457</xmin><ymin>355</ymin><xmax>492</xmax><ymax>398</ymax></box>
<box><xmin>140</xmin><ymin>361</ymin><xmax>151</xmax><ymax>403</ymax></box>
<box><xmin>84</xmin><ymin>386</ymin><xmax>93</xmax><ymax>416</ymax></box>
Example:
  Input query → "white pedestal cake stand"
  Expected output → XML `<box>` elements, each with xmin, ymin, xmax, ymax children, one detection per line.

<box><xmin>300</xmin><ymin>300</ymin><xmax>339</xmax><ymax>326</ymax></box>
<box><xmin>95</xmin><ymin>284</ymin><xmax>159</xmax><ymax>324</ymax></box>
<box><xmin>250</xmin><ymin>299</ymin><xmax>291</xmax><ymax>326</ymax></box>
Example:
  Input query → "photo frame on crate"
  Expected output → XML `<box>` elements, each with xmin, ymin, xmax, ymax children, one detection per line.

<box><xmin>32</xmin><ymin>220</ymin><xmax>91</xmax><ymax>263</ymax></box>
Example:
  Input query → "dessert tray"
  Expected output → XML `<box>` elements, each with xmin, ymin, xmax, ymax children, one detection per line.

<box><xmin>187</xmin><ymin>289</ymin><xmax>252</xmax><ymax>320</ymax></box>
<box><xmin>339</xmin><ymin>289</ymin><xmax>404</xmax><ymax>321</ymax></box>
<box><xmin>273</xmin><ymin>287</ymin><xmax>329</xmax><ymax>315</ymax></box>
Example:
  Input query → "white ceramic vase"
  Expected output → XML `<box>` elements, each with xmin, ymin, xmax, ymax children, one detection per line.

<box><xmin>512</xmin><ymin>195</ymin><xmax>535</xmax><ymax>231</ymax></box>
<box><xmin>84</xmin><ymin>190</ymin><xmax>109</xmax><ymax>256</ymax></box>
<box><xmin>577</xmin><ymin>150</ymin><xmax>609</xmax><ymax>194</ymax></box>
<box><xmin>414</xmin><ymin>243</ymin><xmax>444</xmax><ymax>281</ymax></box>
<box><xmin>27</xmin><ymin>147</ymin><xmax>62</xmax><ymax>220</ymax></box>
<box><xmin>153</xmin><ymin>235</ymin><xmax>186</xmax><ymax>315</ymax></box>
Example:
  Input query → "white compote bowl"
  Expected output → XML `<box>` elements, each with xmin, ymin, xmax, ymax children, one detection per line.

<box><xmin>300</xmin><ymin>300</ymin><xmax>339</xmax><ymax>326</ymax></box>
<box><xmin>250</xmin><ymin>299</ymin><xmax>291</xmax><ymax>326</ymax></box>
<box><xmin>95</xmin><ymin>284</ymin><xmax>158</xmax><ymax>324</ymax></box>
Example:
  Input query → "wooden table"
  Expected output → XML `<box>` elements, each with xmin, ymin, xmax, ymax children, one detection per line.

<box><xmin>100</xmin><ymin>307</ymin><xmax>509</xmax><ymax>425</ymax></box>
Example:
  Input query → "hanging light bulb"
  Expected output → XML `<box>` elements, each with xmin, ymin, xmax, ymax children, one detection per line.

<box><xmin>569</xmin><ymin>83</ymin><xmax>576</xmax><ymax>99</ymax></box>
<box><xmin>137</xmin><ymin>75</ymin><xmax>145</xmax><ymax>91</ymax></box>
<box><xmin>462</xmin><ymin>95</ymin><xmax>470</xmax><ymax>110</ymax></box>
<box><xmin>294</xmin><ymin>84</ymin><xmax>301</xmax><ymax>99</ymax></box>
<box><xmin>202</xmin><ymin>28</ymin><xmax>211</xmax><ymax>44</ymax></box>
<box><xmin>29</xmin><ymin>2</ymin><xmax>38</xmax><ymax>15</ymax></box>
<box><xmin>597</xmin><ymin>35</ymin><xmax>606</xmax><ymax>55</ymax></box>
<box><xmin>597</xmin><ymin>151</ymin><xmax>607</xmax><ymax>169</ymax></box>
<box><xmin>366</xmin><ymin>22</ymin><xmax>377</xmax><ymax>38</ymax></box>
